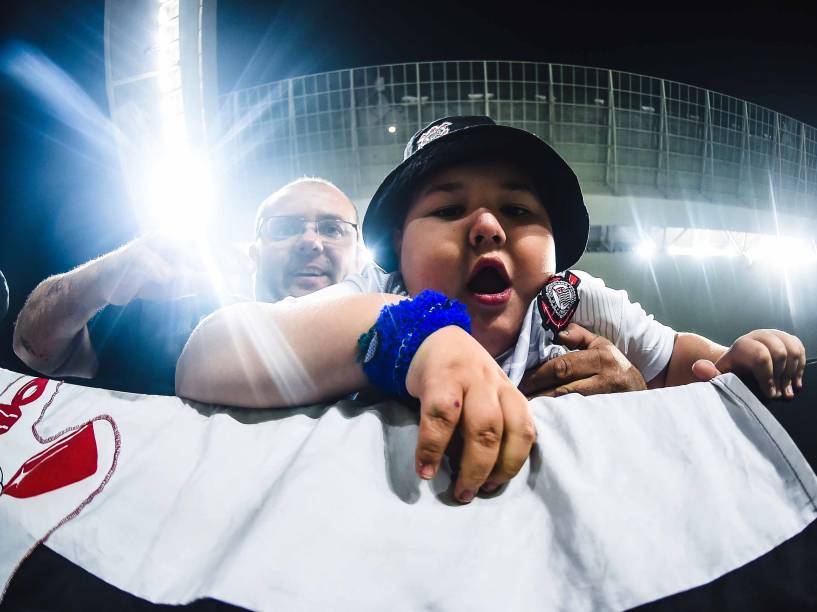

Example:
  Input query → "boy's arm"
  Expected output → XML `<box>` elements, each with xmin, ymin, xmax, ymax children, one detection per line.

<box><xmin>647</xmin><ymin>332</ymin><xmax>726</xmax><ymax>389</ymax></box>
<box><xmin>175</xmin><ymin>293</ymin><xmax>537</xmax><ymax>504</ymax></box>
<box><xmin>648</xmin><ymin>330</ymin><xmax>806</xmax><ymax>399</ymax></box>
<box><xmin>175</xmin><ymin>294</ymin><xmax>402</xmax><ymax>408</ymax></box>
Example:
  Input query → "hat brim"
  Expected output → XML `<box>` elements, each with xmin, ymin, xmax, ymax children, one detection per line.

<box><xmin>362</xmin><ymin>124</ymin><xmax>589</xmax><ymax>273</ymax></box>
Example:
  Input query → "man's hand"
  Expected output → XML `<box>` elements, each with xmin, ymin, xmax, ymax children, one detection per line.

<box><xmin>13</xmin><ymin>233</ymin><xmax>211</xmax><ymax>378</ymax></box>
<box><xmin>406</xmin><ymin>326</ymin><xmax>536</xmax><ymax>503</ymax></box>
<box><xmin>519</xmin><ymin>323</ymin><xmax>646</xmax><ymax>398</ymax></box>
<box><xmin>690</xmin><ymin>329</ymin><xmax>806</xmax><ymax>400</ymax></box>
<box><xmin>104</xmin><ymin>233</ymin><xmax>208</xmax><ymax>306</ymax></box>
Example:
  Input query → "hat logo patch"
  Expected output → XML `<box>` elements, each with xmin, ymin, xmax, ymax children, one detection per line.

<box><xmin>416</xmin><ymin>121</ymin><xmax>452</xmax><ymax>150</ymax></box>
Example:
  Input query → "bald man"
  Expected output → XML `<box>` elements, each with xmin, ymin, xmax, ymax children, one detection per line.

<box><xmin>251</xmin><ymin>178</ymin><xmax>361</xmax><ymax>302</ymax></box>
<box><xmin>13</xmin><ymin>178</ymin><xmax>362</xmax><ymax>395</ymax></box>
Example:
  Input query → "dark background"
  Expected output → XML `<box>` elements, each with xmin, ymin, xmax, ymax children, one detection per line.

<box><xmin>1</xmin><ymin>0</ymin><xmax>817</xmax><ymax>372</ymax></box>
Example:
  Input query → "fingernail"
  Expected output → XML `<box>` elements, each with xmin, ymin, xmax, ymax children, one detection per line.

<box><xmin>419</xmin><ymin>464</ymin><xmax>435</xmax><ymax>480</ymax></box>
<box><xmin>481</xmin><ymin>481</ymin><xmax>500</xmax><ymax>493</ymax></box>
<box><xmin>796</xmin><ymin>376</ymin><xmax>803</xmax><ymax>389</ymax></box>
<box><xmin>786</xmin><ymin>384</ymin><xmax>794</xmax><ymax>397</ymax></box>
<box><xmin>458</xmin><ymin>489</ymin><xmax>475</xmax><ymax>503</ymax></box>
<box><xmin>559</xmin><ymin>330</ymin><xmax>569</xmax><ymax>336</ymax></box>
<box><xmin>769</xmin><ymin>384</ymin><xmax>776</xmax><ymax>397</ymax></box>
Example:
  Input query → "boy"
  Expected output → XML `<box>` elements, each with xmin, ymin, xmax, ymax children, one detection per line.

<box><xmin>176</xmin><ymin>116</ymin><xmax>805</xmax><ymax>504</ymax></box>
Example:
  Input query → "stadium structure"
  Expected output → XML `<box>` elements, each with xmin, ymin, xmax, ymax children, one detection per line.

<box><xmin>105</xmin><ymin>0</ymin><xmax>817</xmax><ymax>351</ymax></box>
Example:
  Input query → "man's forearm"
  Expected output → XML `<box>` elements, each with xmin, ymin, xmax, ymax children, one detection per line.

<box><xmin>13</xmin><ymin>259</ymin><xmax>112</xmax><ymax>375</ymax></box>
<box><xmin>175</xmin><ymin>294</ymin><xmax>403</xmax><ymax>408</ymax></box>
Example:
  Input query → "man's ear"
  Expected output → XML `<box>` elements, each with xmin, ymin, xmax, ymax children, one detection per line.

<box><xmin>248</xmin><ymin>241</ymin><xmax>258</xmax><ymax>274</ymax></box>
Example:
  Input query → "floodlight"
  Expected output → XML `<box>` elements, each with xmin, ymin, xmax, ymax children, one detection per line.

<box><xmin>145</xmin><ymin>150</ymin><xmax>214</xmax><ymax>236</ymax></box>
<box><xmin>635</xmin><ymin>239</ymin><xmax>657</xmax><ymax>259</ymax></box>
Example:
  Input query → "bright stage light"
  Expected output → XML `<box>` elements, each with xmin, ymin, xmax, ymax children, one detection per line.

<box><xmin>635</xmin><ymin>239</ymin><xmax>657</xmax><ymax>259</ymax></box>
<box><xmin>387</xmin><ymin>125</ymin><xmax>397</xmax><ymax>134</ymax></box>
<box><xmin>145</xmin><ymin>150</ymin><xmax>214</xmax><ymax>236</ymax></box>
<box><xmin>746</xmin><ymin>235</ymin><xmax>817</xmax><ymax>269</ymax></box>
<box><xmin>361</xmin><ymin>247</ymin><xmax>376</xmax><ymax>265</ymax></box>
<box><xmin>142</xmin><ymin>0</ymin><xmax>216</xmax><ymax>239</ymax></box>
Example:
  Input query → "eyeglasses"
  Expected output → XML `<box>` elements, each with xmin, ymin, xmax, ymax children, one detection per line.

<box><xmin>257</xmin><ymin>216</ymin><xmax>358</xmax><ymax>243</ymax></box>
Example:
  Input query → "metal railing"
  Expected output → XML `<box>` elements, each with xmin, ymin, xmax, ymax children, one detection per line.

<box><xmin>219</xmin><ymin>60</ymin><xmax>817</xmax><ymax>216</ymax></box>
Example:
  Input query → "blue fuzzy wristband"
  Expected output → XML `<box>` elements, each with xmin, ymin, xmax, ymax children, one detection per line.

<box><xmin>357</xmin><ymin>290</ymin><xmax>472</xmax><ymax>397</ymax></box>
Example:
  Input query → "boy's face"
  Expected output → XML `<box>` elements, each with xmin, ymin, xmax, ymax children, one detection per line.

<box><xmin>394</xmin><ymin>162</ymin><xmax>556</xmax><ymax>357</ymax></box>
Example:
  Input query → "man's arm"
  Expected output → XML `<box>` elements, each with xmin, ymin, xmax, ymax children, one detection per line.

<box><xmin>13</xmin><ymin>262</ymin><xmax>110</xmax><ymax>377</ymax></box>
<box><xmin>14</xmin><ymin>234</ymin><xmax>203</xmax><ymax>378</ymax></box>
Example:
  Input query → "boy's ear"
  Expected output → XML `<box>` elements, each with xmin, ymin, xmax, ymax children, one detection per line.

<box><xmin>391</xmin><ymin>228</ymin><xmax>403</xmax><ymax>259</ymax></box>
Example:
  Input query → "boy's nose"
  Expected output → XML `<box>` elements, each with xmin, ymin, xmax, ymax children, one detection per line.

<box><xmin>468</xmin><ymin>211</ymin><xmax>506</xmax><ymax>248</ymax></box>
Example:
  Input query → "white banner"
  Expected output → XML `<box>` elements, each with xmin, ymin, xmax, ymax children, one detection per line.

<box><xmin>0</xmin><ymin>369</ymin><xmax>815</xmax><ymax>611</ymax></box>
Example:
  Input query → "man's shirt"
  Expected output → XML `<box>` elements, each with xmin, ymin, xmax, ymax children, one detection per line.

<box><xmin>85</xmin><ymin>294</ymin><xmax>242</xmax><ymax>396</ymax></box>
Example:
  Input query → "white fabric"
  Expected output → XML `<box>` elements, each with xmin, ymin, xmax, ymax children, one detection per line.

<box><xmin>334</xmin><ymin>265</ymin><xmax>676</xmax><ymax>383</ymax></box>
<box><xmin>0</xmin><ymin>368</ymin><xmax>815</xmax><ymax>611</ymax></box>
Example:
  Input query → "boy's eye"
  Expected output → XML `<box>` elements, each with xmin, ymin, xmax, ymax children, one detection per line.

<box><xmin>431</xmin><ymin>205</ymin><xmax>465</xmax><ymax>219</ymax></box>
<box><xmin>502</xmin><ymin>204</ymin><xmax>531</xmax><ymax>218</ymax></box>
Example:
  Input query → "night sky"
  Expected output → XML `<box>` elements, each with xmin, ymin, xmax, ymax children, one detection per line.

<box><xmin>1</xmin><ymin>0</ymin><xmax>816</xmax><ymax>371</ymax></box>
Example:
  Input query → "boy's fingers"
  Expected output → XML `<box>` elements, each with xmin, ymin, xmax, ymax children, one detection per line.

<box><xmin>754</xmin><ymin>334</ymin><xmax>788</xmax><ymax>398</ymax></box>
<box><xmin>778</xmin><ymin>332</ymin><xmax>806</xmax><ymax>395</ymax></box>
<box><xmin>454</xmin><ymin>386</ymin><xmax>503</xmax><ymax>503</ymax></box>
<box><xmin>691</xmin><ymin>359</ymin><xmax>722</xmax><ymax>382</ymax></box>
<box><xmin>482</xmin><ymin>388</ymin><xmax>536</xmax><ymax>491</ymax></box>
<box><xmin>416</xmin><ymin>386</ymin><xmax>464</xmax><ymax>481</ymax></box>
<box><xmin>795</xmin><ymin>338</ymin><xmax>806</xmax><ymax>389</ymax></box>
<box><xmin>716</xmin><ymin>338</ymin><xmax>776</xmax><ymax>399</ymax></box>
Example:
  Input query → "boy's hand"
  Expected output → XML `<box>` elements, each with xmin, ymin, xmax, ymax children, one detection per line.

<box><xmin>519</xmin><ymin>323</ymin><xmax>646</xmax><ymax>398</ymax></box>
<box><xmin>692</xmin><ymin>330</ymin><xmax>806</xmax><ymax>399</ymax></box>
<box><xmin>405</xmin><ymin>326</ymin><xmax>536</xmax><ymax>504</ymax></box>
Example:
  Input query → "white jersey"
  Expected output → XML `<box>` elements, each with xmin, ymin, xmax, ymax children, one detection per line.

<box><xmin>310</xmin><ymin>265</ymin><xmax>676</xmax><ymax>385</ymax></box>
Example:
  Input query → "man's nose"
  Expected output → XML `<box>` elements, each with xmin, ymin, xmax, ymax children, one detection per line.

<box><xmin>295</xmin><ymin>224</ymin><xmax>324</xmax><ymax>253</ymax></box>
<box><xmin>468</xmin><ymin>210</ymin><xmax>506</xmax><ymax>248</ymax></box>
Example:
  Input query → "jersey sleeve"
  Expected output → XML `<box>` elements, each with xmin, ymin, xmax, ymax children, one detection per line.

<box><xmin>572</xmin><ymin>270</ymin><xmax>676</xmax><ymax>383</ymax></box>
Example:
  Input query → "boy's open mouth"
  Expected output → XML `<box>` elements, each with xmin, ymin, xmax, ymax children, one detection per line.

<box><xmin>466</xmin><ymin>260</ymin><xmax>512</xmax><ymax>305</ymax></box>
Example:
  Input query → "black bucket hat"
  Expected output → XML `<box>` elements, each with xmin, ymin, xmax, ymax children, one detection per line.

<box><xmin>362</xmin><ymin>115</ymin><xmax>590</xmax><ymax>272</ymax></box>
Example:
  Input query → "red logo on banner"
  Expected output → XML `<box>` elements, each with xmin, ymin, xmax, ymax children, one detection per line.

<box><xmin>0</xmin><ymin>378</ymin><xmax>48</xmax><ymax>436</ymax></box>
<box><xmin>1</xmin><ymin>423</ymin><xmax>98</xmax><ymax>499</ymax></box>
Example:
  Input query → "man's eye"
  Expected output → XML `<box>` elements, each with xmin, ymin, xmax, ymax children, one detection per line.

<box><xmin>431</xmin><ymin>205</ymin><xmax>464</xmax><ymax>219</ymax></box>
<box><xmin>320</xmin><ymin>222</ymin><xmax>344</xmax><ymax>238</ymax></box>
<box><xmin>502</xmin><ymin>205</ymin><xmax>531</xmax><ymax>218</ymax></box>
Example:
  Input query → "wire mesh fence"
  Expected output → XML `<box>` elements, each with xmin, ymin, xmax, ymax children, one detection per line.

<box><xmin>219</xmin><ymin>60</ymin><xmax>817</xmax><ymax>215</ymax></box>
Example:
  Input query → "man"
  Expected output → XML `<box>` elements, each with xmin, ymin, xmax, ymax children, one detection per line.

<box><xmin>13</xmin><ymin>178</ymin><xmax>362</xmax><ymax>395</ymax></box>
<box><xmin>251</xmin><ymin>177</ymin><xmax>363</xmax><ymax>301</ymax></box>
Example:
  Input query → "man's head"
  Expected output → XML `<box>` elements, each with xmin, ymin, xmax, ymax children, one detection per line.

<box><xmin>250</xmin><ymin>178</ymin><xmax>360</xmax><ymax>301</ymax></box>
